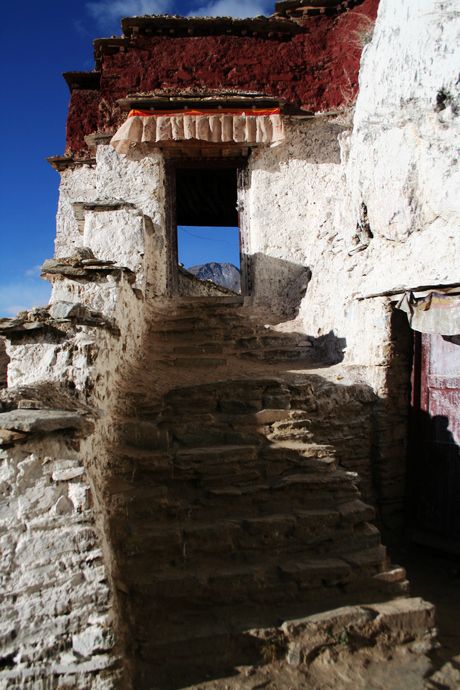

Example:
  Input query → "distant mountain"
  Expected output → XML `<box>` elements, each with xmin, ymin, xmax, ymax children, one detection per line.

<box><xmin>187</xmin><ymin>262</ymin><xmax>241</xmax><ymax>294</ymax></box>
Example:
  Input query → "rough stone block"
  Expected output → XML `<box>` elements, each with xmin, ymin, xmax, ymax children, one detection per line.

<box><xmin>0</xmin><ymin>409</ymin><xmax>91</xmax><ymax>434</ymax></box>
<box><xmin>72</xmin><ymin>626</ymin><xmax>114</xmax><ymax>658</ymax></box>
<box><xmin>368</xmin><ymin>598</ymin><xmax>436</xmax><ymax>637</ymax></box>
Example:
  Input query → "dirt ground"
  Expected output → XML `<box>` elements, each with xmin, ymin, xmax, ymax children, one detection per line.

<box><xmin>390</xmin><ymin>541</ymin><xmax>460</xmax><ymax>670</ymax></box>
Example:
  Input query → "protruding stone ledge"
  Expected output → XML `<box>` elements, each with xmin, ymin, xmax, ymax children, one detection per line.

<box><xmin>0</xmin><ymin>409</ymin><xmax>93</xmax><ymax>446</ymax></box>
<box><xmin>84</xmin><ymin>133</ymin><xmax>115</xmax><ymax>148</ymax></box>
<box><xmin>0</xmin><ymin>409</ymin><xmax>90</xmax><ymax>433</ymax></box>
<box><xmin>0</xmin><ymin>303</ymin><xmax>120</xmax><ymax>341</ymax></box>
<box><xmin>41</xmin><ymin>247</ymin><xmax>135</xmax><ymax>284</ymax></box>
<box><xmin>47</xmin><ymin>155</ymin><xmax>96</xmax><ymax>172</ymax></box>
<box><xmin>63</xmin><ymin>70</ymin><xmax>101</xmax><ymax>92</ymax></box>
<box><xmin>81</xmin><ymin>201</ymin><xmax>138</xmax><ymax>212</ymax></box>
<box><xmin>118</xmin><ymin>15</ymin><xmax>304</xmax><ymax>41</ymax></box>
<box><xmin>0</xmin><ymin>310</ymin><xmax>63</xmax><ymax>339</ymax></box>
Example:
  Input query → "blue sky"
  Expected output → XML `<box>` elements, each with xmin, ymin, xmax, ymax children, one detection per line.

<box><xmin>0</xmin><ymin>0</ymin><xmax>272</xmax><ymax>317</ymax></box>
<box><xmin>178</xmin><ymin>226</ymin><xmax>240</xmax><ymax>267</ymax></box>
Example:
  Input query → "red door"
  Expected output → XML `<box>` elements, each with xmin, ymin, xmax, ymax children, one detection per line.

<box><xmin>410</xmin><ymin>333</ymin><xmax>460</xmax><ymax>552</ymax></box>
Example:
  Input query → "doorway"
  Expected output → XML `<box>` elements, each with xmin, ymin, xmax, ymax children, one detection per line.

<box><xmin>169</xmin><ymin>160</ymin><xmax>246</xmax><ymax>295</ymax></box>
<box><xmin>408</xmin><ymin>332</ymin><xmax>460</xmax><ymax>553</ymax></box>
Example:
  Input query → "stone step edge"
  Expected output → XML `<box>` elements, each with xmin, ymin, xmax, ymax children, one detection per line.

<box><xmin>134</xmin><ymin>596</ymin><xmax>435</xmax><ymax>662</ymax></box>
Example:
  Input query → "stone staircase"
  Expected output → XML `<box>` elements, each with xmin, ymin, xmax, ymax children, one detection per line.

<box><xmin>147</xmin><ymin>297</ymin><xmax>315</xmax><ymax>369</ymax></box>
<box><xmin>105</xmin><ymin>298</ymin><xmax>426</xmax><ymax>689</ymax></box>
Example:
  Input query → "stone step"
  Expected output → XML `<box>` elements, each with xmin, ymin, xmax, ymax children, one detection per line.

<box><xmin>152</xmin><ymin>315</ymin><xmax>254</xmax><ymax>332</ymax></box>
<box><xmin>153</xmin><ymin>347</ymin><xmax>314</xmax><ymax>366</ymax></box>
<box><xmin>122</xmin><ymin>471</ymin><xmax>360</xmax><ymax>522</ymax></box>
<box><xmin>163</xmin><ymin>379</ymin><xmax>286</xmax><ymax>409</ymax></box>
<box><xmin>151</xmin><ymin>327</ymin><xmax>229</xmax><ymax>342</ymax></box>
<box><xmin>175</xmin><ymin>445</ymin><xmax>336</xmax><ymax>481</ymax></box>
<box><xmin>169</xmin><ymin>423</ymin><xmax>263</xmax><ymax>447</ymax></box>
<box><xmin>268</xmin><ymin>427</ymin><xmax>314</xmax><ymax>443</ymax></box>
<box><xmin>108</xmin><ymin>447</ymin><xmax>173</xmax><ymax>480</ymax></box>
<box><xmin>235</xmin><ymin>333</ymin><xmax>313</xmax><ymax>348</ymax></box>
<box><xmin>129</xmin><ymin>556</ymin><xmax>355</xmax><ymax>606</ymax></box>
<box><xmin>115</xmin><ymin>509</ymin><xmax>377</xmax><ymax>563</ymax></box>
<box><xmin>170</xmin><ymin>296</ymin><xmax>245</xmax><ymax>307</ymax></box>
<box><xmin>237</xmin><ymin>348</ymin><xmax>315</xmax><ymax>362</ymax></box>
<box><xmin>167</xmin><ymin>343</ymin><xmax>225</xmax><ymax>355</ymax></box>
<box><xmin>151</xmin><ymin>356</ymin><xmax>228</xmax><ymax>368</ymax></box>
<box><xmin>271</xmin><ymin>417</ymin><xmax>312</xmax><ymax>432</ymax></box>
<box><xmin>130</xmin><ymin>597</ymin><xmax>434</xmax><ymax>690</ymax></box>
<box><xmin>117</xmin><ymin>508</ymin><xmax>364</xmax><ymax>555</ymax></box>
<box><xmin>118</xmin><ymin>419</ymin><xmax>171</xmax><ymax>450</ymax></box>
<box><xmin>109</xmin><ymin>449</ymin><xmax>341</xmax><ymax>507</ymax></box>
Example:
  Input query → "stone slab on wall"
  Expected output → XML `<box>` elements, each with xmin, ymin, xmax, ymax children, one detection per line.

<box><xmin>0</xmin><ymin>338</ymin><xmax>8</xmax><ymax>388</ymax></box>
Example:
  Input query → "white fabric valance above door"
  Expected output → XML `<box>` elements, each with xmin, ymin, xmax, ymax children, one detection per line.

<box><xmin>110</xmin><ymin>108</ymin><xmax>285</xmax><ymax>154</ymax></box>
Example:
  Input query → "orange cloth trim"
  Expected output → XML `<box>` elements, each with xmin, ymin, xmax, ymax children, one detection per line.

<box><xmin>128</xmin><ymin>107</ymin><xmax>281</xmax><ymax>117</ymax></box>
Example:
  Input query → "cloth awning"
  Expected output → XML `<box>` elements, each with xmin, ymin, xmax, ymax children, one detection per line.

<box><xmin>111</xmin><ymin>108</ymin><xmax>285</xmax><ymax>154</ymax></box>
<box><xmin>396</xmin><ymin>288</ymin><xmax>460</xmax><ymax>335</ymax></box>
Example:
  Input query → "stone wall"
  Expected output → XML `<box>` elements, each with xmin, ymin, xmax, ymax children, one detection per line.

<box><xmin>0</xmin><ymin>435</ymin><xmax>121</xmax><ymax>689</ymax></box>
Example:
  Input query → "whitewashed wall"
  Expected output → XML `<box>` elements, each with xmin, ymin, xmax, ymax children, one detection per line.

<box><xmin>246</xmin><ymin>0</ymin><xmax>459</xmax><ymax>386</ymax></box>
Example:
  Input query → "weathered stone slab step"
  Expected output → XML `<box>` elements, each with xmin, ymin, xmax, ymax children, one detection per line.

<box><xmin>268</xmin><ymin>427</ymin><xmax>314</xmax><ymax>443</ymax></box>
<box><xmin>132</xmin><ymin>597</ymin><xmax>435</xmax><ymax>690</ymax></box>
<box><xmin>235</xmin><ymin>334</ymin><xmax>313</xmax><ymax>349</ymax></box>
<box><xmin>170</xmin><ymin>296</ymin><xmax>245</xmax><ymax>307</ymax></box>
<box><xmin>152</xmin><ymin>328</ymin><xmax>228</xmax><ymax>342</ymax></box>
<box><xmin>153</xmin><ymin>316</ymin><xmax>254</xmax><ymax>332</ymax></box>
<box><xmin>237</xmin><ymin>348</ymin><xmax>315</xmax><ymax>362</ymax></box>
<box><xmin>116</xmin><ymin>509</ymin><xmax>379</xmax><ymax>565</ymax></box>
<box><xmin>122</xmin><ymin>479</ymin><xmax>359</xmax><ymax>523</ymax></box>
<box><xmin>152</xmin><ymin>356</ymin><xmax>228</xmax><ymax>368</ymax></box>
<box><xmin>171</xmin><ymin>343</ymin><xmax>225</xmax><ymax>355</ymax></box>
<box><xmin>110</xmin><ymin>447</ymin><xmax>173</xmax><ymax>479</ymax></box>
<box><xmin>175</xmin><ymin>444</ymin><xmax>259</xmax><ymax>464</ymax></box>
<box><xmin>118</xmin><ymin>419</ymin><xmax>171</xmax><ymax>450</ymax></box>
<box><xmin>170</xmin><ymin>425</ymin><xmax>262</xmax><ymax>448</ymax></box>
<box><xmin>129</xmin><ymin>555</ymin><xmax>356</xmax><ymax>605</ymax></box>
<box><xmin>164</xmin><ymin>379</ymin><xmax>286</xmax><ymax>406</ymax></box>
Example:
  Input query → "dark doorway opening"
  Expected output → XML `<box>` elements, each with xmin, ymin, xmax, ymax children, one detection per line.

<box><xmin>174</xmin><ymin>164</ymin><xmax>242</xmax><ymax>294</ymax></box>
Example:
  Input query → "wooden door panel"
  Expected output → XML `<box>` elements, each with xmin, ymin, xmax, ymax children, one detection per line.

<box><xmin>410</xmin><ymin>332</ymin><xmax>460</xmax><ymax>550</ymax></box>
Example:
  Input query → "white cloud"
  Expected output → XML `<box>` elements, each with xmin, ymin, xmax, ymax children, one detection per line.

<box><xmin>0</xmin><ymin>280</ymin><xmax>51</xmax><ymax>318</ymax></box>
<box><xmin>24</xmin><ymin>265</ymin><xmax>42</xmax><ymax>279</ymax></box>
<box><xmin>189</xmin><ymin>0</ymin><xmax>272</xmax><ymax>17</ymax></box>
<box><xmin>87</xmin><ymin>0</ymin><xmax>172</xmax><ymax>28</ymax></box>
<box><xmin>86</xmin><ymin>0</ymin><xmax>273</xmax><ymax>28</ymax></box>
